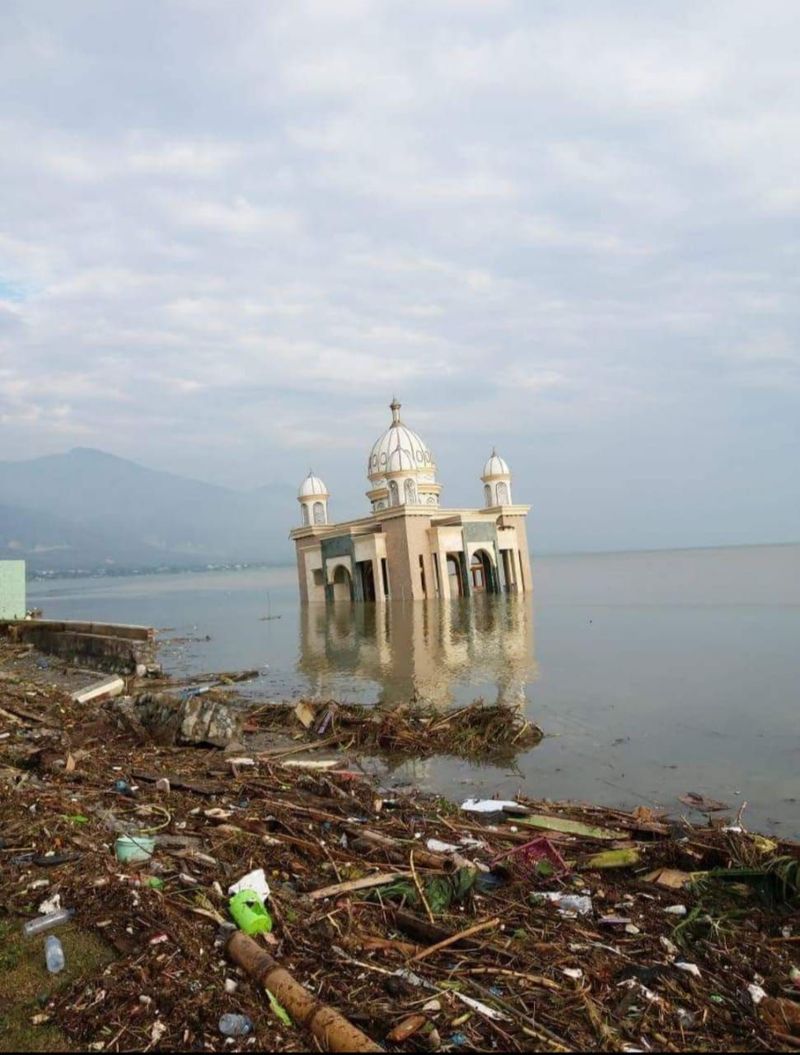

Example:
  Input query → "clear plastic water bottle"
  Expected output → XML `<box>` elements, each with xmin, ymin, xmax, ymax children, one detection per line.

<box><xmin>218</xmin><ymin>1013</ymin><xmax>253</xmax><ymax>1037</ymax></box>
<box><xmin>45</xmin><ymin>934</ymin><xmax>65</xmax><ymax>973</ymax></box>
<box><xmin>22</xmin><ymin>908</ymin><xmax>75</xmax><ymax>937</ymax></box>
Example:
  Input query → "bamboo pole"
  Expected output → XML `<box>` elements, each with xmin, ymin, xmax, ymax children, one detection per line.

<box><xmin>226</xmin><ymin>931</ymin><xmax>383</xmax><ymax>1053</ymax></box>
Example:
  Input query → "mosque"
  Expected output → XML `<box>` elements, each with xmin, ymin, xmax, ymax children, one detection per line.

<box><xmin>290</xmin><ymin>399</ymin><xmax>532</xmax><ymax>603</ymax></box>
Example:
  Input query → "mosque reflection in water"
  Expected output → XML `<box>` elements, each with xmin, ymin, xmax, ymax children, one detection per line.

<box><xmin>297</xmin><ymin>593</ymin><xmax>538</xmax><ymax>711</ymax></box>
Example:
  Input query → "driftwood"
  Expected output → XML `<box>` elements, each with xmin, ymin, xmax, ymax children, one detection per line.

<box><xmin>309</xmin><ymin>871</ymin><xmax>411</xmax><ymax>901</ymax></box>
<box><xmin>226</xmin><ymin>931</ymin><xmax>383</xmax><ymax>1053</ymax></box>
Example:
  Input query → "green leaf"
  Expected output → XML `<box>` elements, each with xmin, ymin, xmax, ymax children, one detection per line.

<box><xmin>268</xmin><ymin>990</ymin><xmax>292</xmax><ymax>1027</ymax></box>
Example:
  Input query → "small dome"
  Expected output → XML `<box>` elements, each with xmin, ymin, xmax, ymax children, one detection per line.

<box><xmin>367</xmin><ymin>398</ymin><xmax>435</xmax><ymax>482</ymax></box>
<box><xmin>482</xmin><ymin>449</ymin><xmax>510</xmax><ymax>479</ymax></box>
<box><xmin>298</xmin><ymin>471</ymin><xmax>328</xmax><ymax>498</ymax></box>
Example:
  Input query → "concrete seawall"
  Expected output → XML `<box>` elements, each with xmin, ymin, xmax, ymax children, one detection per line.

<box><xmin>0</xmin><ymin>619</ymin><xmax>160</xmax><ymax>675</ymax></box>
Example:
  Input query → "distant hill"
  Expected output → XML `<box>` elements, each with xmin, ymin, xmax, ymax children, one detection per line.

<box><xmin>0</xmin><ymin>448</ymin><xmax>294</xmax><ymax>572</ymax></box>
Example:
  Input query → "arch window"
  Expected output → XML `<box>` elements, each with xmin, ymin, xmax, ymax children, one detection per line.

<box><xmin>496</xmin><ymin>482</ymin><xmax>509</xmax><ymax>505</ymax></box>
<box><xmin>404</xmin><ymin>478</ymin><xmax>418</xmax><ymax>505</ymax></box>
<box><xmin>302</xmin><ymin>504</ymin><xmax>310</xmax><ymax>526</ymax></box>
<box><xmin>313</xmin><ymin>501</ymin><xmax>326</xmax><ymax>524</ymax></box>
<box><xmin>388</xmin><ymin>480</ymin><xmax>400</xmax><ymax>506</ymax></box>
<box><xmin>484</xmin><ymin>483</ymin><xmax>492</xmax><ymax>506</ymax></box>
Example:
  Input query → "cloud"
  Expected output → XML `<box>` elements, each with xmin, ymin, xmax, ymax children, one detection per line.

<box><xmin>0</xmin><ymin>0</ymin><xmax>798</xmax><ymax>546</ymax></box>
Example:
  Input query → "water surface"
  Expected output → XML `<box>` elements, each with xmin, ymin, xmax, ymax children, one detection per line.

<box><xmin>29</xmin><ymin>544</ymin><xmax>800</xmax><ymax>837</ymax></box>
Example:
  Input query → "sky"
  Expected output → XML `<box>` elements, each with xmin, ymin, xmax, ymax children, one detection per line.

<box><xmin>0</xmin><ymin>0</ymin><xmax>798</xmax><ymax>552</ymax></box>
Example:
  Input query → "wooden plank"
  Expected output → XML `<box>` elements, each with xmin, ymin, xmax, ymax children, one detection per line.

<box><xmin>308</xmin><ymin>871</ymin><xmax>410</xmax><ymax>901</ymax></box>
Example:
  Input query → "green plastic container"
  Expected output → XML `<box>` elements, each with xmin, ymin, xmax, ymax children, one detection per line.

<box><xmin>115</xmin><ymin>835</ymin><xmax>155</xmax><ymax>864</ymax></box>
<box><xmin>229</xmin><ymin>890</ymin><xmax>273</xmax><ymax>935</ymax></box>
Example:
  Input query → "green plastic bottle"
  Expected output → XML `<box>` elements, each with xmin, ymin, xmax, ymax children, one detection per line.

<box><xmin>229</xmin><ymin>890</ymin><xmax>273</xmax><ymax>935</ymax></box>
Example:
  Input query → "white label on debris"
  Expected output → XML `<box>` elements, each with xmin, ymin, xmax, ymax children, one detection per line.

<box><xmin>228</xmin><ymin>868</ymin><xmax>271</xmax><ymax>901</ymax></box>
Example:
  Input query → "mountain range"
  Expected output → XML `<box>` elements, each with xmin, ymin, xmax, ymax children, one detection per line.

<box><xmin>0</xmin><ymin>448</ymin><xmax>294</xmax><ymax>572</ymax></box>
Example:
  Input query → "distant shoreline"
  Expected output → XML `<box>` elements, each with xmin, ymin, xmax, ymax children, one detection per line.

<box><xmin>25</xmin><ymin>539</ymin><xmax>799</xmax><ymax>581</ymax></box>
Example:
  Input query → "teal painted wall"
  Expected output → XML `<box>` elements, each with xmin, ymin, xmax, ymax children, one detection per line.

<box><xmin>0</xmin><ymin>560</ymin><xmax>26</xmax><ymax>619</ymax></box>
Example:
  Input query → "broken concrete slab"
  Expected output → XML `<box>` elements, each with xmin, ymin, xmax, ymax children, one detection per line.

<box><xmin>71</xmin><ymin>675</ymin><xmax>126</xmax><ymax>704</ymax></box>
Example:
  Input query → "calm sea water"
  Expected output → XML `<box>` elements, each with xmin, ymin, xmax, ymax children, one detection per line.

<box><xmin>29</xmin><ymin>544</ymin><xmax>800</xmax><ymax>838</ymax></box>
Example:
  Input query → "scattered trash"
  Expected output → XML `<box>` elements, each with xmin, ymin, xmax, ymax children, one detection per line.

<box><xmin>748</xmin><ymin>984</ymin><xmax>768</xmax><ymax>1005</ymax></box>
<box><xmin>218</xmin><ymin>1013</ymin><xmax>254</xmax><ymax>1037</ymax></box>
<box><xmin>228</xmin><ymin>868</ymin><xmax>271</xmax><ymax>901</ymax></box>
<box><xmin>493</xmin><ymin>835</ymin><xmax>569</xmax><ymax>877</ymax></box>
<box><xmin>38</xmin><ymin>893</ymin><xmax>61</xmax><ymax>915</ymax></box>
<box><xmin>386</xmin><ymin>1014</ymin><xmax>427</xmax><ymax>1043</ymax></box>
<box><xmin>676</xmin><ymin>1008</ymin><xmax>695</xmax><ymax>1030</ymax></box>
<box><xmin>114</xmin><ymin>835</ymin><xmax>155</xmax><ymax>864</ymax></box>
<box><xmin>580</xmin><ymin>847</ymin><xmax>641</xmax><ymax>870</ymax></box>
<box><xmin>229</xmin><ymin>890</ymin><xmax>273</xmax><ymax>935</ymax></box>
<box><xmin>22</xmin><ymin>908</ymin><xmax>75</xmax><ymax>936</ymax></box>
<box><xmin>2</xmin><ymin>635</ymin><xmax>797</xmax><ymax>1053</ymax></box>
<box><xmin>71</xmin><ymin>675</ymin><xmax>125</xmax><ymax>705</ymax></box>
<box><xmin>645</xmin><ymin>867</ymin><xmax>694</xmax><ymax>890</ymax></box>
<box><xmin>517</xmin><ymin>814</ymin><xmax>627</xmax><ymax>841</ymax></box>
<box><xmin>537</xmin><ymin>892</ymin><xmax>593</xmax><ymax>917</ymax></box>
<box><xmin>461</xmin><ymin>798</ymin><xmax>522</xmax><ymax>814</ymax></box>
<box><xmin>45</xmin><ymin>934</ymin><xmax>65</xmax><ymax>973</ymax></box>
<box><xmin>664</xmin><ymin>904</ymin><xmax>688</xmax><ymax>916</ymax></box>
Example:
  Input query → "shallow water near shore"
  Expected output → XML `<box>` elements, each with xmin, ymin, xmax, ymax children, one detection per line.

<box><xmin>29</xmin><ymin>543</ymin><xmax>800</xmax><ymax>838</ymax></box>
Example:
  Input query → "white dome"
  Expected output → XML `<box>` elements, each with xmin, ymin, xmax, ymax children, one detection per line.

<box><xmin>387</xmin><ymin>448</ymin><xmax>416</xmax><ymax>474</ymax></box>
<box><xmin>368</xmin><ymin>399</ymin><xmax>435</xmax><ymax>482</ymax></box>
<box><xmin>298</xmin><ymin>472</ymin><xmax>328</xmax><ymax>498</ymax></box>
<box><xmin>483</xmin><ymin>450</ymin><xmax>510</xmax><ymax>478</ymax></box>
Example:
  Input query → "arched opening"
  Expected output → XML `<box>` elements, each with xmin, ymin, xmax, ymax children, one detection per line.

<box><xmin>302</xmin><ymin>504</ymin><xmax>310</xmax><ymax>526</ymax></box>
<box><xmin>496</xmin><ymin>481</ymin><xmax>509</xmax><ymax>505</ymax></box>
<box><xmin>313</xmin><ymin>500</ymin><xmax>326</xmax><ymax>524</ymax></box>
<box><xmin>484</xmin><ymin>483</ymin><xmax>492</xmax><ymax>507</ymax></box>
<box><xmin>404</xmin><ymin>478</ymin><xmax>417</xmax><ymax>505</ymax></box>
<box><xmin>388</xmin><ymin>480</ymin><xmax>399</xmax><ymax>506</ymax></box>
<box><xmin>332</xmin><ymin>564</ymin><xmax>353</xmax><ymax>602</ymax></box>
<box><xmin>446</xmin><ymin>554</ymin><xmax>464</xmax><ymax>597</ymax></box>
<box><xmin>470</xmin><ymin>549</ymin><xmax>496</xmax><ymax>593</ymax></box>
<box><xmin>358</xmin><ymin>560</ymin><xmax>376</xmax><ymax>602</ymax></box>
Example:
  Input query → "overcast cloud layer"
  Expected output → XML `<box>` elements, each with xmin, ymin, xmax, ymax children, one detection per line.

<box><xmin>1</xmin><ymin>0</ymin><xmax>798</xmax><ymax>551</ymax></box>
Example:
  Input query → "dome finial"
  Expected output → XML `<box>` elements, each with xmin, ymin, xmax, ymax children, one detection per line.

<box><xmin>390</xmin><ymin>396</ymin><xmax>402</xmax><ymax>425</ymax></box>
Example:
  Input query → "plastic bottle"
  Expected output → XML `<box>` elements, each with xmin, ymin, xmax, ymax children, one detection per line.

<box><xmin>45</xmin><ymin>934</ymin><xmax>65</xmax><ymax>973</ymax></box>
<box><xmin>218</xmin><ymin>1014</ymin><xmax>253</xmax><ymax>1037</ymax></box>
<box><xmin>22</xmin><ymin>908</ymin><xmax>75</xmax><ymax>937</ymax></box>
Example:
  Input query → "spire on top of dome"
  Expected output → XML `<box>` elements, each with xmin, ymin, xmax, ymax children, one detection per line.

<box><xmin>390</xmin><ymin>396</ymin><xmax>402</xmax><ymax>426</ymax></box>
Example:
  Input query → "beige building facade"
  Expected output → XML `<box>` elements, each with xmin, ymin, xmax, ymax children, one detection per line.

<box><xmin>290</xmin><ymin>400</ymin><xmax>532</xmax><ymax>604</ymax></box>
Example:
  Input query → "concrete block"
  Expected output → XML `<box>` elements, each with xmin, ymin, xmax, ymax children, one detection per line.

<box><xmin>71</xmin><ymin>675</ymin><xmax>126</xmax><ymax>704</ymax></box>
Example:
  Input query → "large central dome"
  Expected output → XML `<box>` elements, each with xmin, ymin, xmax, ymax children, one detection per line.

<box><xmin>368</xmin><ymin>398</ymin><xmax>434</xmax><ymax>481</ymax></box>
<box><xmin>366</xmin><ymin>399</ymin><xmax>441</xmax><ymax>511</ymax></box>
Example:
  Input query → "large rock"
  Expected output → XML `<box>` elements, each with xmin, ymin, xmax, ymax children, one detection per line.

<box><xmin>109</xmin><ymin>692</ymin><xmax>241</xmax><ymax>748</ymax></box>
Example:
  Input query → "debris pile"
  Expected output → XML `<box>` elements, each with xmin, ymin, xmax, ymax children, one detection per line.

<box><xmin>1</xmin><ymin>640</ymin><xmax>798</xmax><ymax>1053</ymax></box>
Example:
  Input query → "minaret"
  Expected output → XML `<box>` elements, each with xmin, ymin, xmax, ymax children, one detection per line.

<box><xmin>297</xmin><ymin>471</ymin><xmax>329</xmax><ymax>526</ymax></box>
<box><xmin>481</xmin><ymin>448</ymin><xmax>513</xmax><ymax>507</ymax></box>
